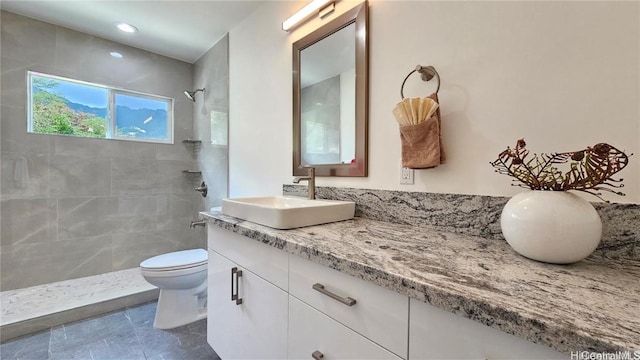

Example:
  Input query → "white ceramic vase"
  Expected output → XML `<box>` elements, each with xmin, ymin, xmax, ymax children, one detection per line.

<box><xmin>500</xmin><ymin>190</ymin><xmax>602</xmax><ymax>264</ymax></box>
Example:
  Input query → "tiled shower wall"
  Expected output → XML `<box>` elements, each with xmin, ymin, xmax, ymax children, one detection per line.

<box><xmin>0</xmin><ymin>11</ymin><xmax>203</xmax><ymax>291</ymax></box>
<box><xmin>193</xmin><ymin>35</ymin><xmax>229</xmax><ymax>211</ymax></box>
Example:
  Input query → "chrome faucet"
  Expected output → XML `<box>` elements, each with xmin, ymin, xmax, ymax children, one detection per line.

<box><xmin>190</xmin><ymin>219</ymin><xmax>206</xmax><ymax>228</ymax></box>
<box><xmin>293</xmin><ymin>167</ymin><xmax>315</xmax><ymax>200</ymax></box>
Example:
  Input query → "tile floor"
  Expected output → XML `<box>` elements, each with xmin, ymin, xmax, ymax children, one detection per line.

<box><xmin>0</xmin><ymin>302</ymin><xmax>219</xmax><ymax>360</ymax></box>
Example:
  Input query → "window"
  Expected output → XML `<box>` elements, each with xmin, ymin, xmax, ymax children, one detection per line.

<box><xmin>27</xmin><ymin>71</ymin><xmax>173</xmax><ymax>143</ymax></box>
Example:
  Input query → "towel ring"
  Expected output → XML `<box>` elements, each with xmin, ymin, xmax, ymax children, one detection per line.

<box><xmin>400</xmin><ymin>65</ymin><xmax>440</xmax><ymax>99</ymax></box>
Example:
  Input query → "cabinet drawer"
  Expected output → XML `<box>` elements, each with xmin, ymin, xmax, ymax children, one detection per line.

<box><xmin>289</xmin><ymin>296</ymin><xmax>402</xmax><ymax>360</ymax></box>
<box><xmin>289</xmin><ymin>255</ymin><xmax>408</xmax><ymax>358</ymax></box>
<box><xmin>409</xmin><ymin>298</ymin><xmax>567</xmax><ymax>359</ymax></box>
<box><xmin>207</xmin><ymin>225</ymin><xmax>288</xmax><ymax>291</ymax></box>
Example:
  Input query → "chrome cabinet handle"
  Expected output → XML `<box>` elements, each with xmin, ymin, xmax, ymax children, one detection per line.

<box><xmin>312</xmin><ymin>283</ymin><xmax>356</xmax><ymax>306</ymax></box>
<box><xmin>230</xmin><ymin>267</ymin><xmax>234</xmax><ymax>301</ymax></box>
<box><xmin>312</xmin><ymin>350</ymin><xmax>324</xmax><ymax>359</ymax></box>
<box><xmin>231</xmin><ymin>267</ymin><xmax>243</xmax><ymax>305</ymax></box>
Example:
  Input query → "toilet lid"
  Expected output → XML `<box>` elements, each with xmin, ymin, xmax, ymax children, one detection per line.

<box><xmin>140</xmin><ymin>249</ymin><xmax>207</xmax><ymax>270</ymax></box>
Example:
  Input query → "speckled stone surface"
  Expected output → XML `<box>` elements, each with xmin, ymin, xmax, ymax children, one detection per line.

<box><xmin>0</xmin><ymin>268</ymin><xmax>158</xmax><ymax>342</ymax></box>
<box><xmin>1</xmin><ymin>268</ymin><xmax>154</xmax><ymax>325</ymax></box>
<box><xmin>201</xmin><ymin>211</ymin><xmax>640</xmax><ymax>354</ymax></box>
<box><xmin>283</xmin><ymin>185</ymin><xmax>640</xmax><ymax>259</ymax></box>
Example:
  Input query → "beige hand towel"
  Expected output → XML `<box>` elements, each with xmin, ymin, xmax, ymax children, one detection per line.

<box><xmin>398</xmin><ymin>93</ymin><xmax>445</xmax><ymax>168</ymax></box>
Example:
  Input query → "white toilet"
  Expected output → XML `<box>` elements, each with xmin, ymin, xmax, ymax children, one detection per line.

<box><xmin>140</xmin><ymin>248</ymin><xmax>208</xmax><ymax>329</ymax></box>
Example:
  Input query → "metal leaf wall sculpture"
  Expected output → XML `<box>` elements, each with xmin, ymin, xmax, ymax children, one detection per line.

<box><xmin>490</xmin><ymin>139</ymin><xmax>631</xmax><ymax>201</ymax></box>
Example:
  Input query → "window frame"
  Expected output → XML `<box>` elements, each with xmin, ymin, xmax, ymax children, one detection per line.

<box><xmin>27</xmin><ymin>71</ymin><xmax>175</xmax><ymax>144</ymax></box>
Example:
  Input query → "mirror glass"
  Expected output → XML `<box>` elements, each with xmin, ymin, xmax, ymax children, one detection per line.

<box><xmin>300</xmin><ymin>23</ymin><xmax>355</xmax><ymax>165</ymax></box>
<box><xmin>293</xmin><ymin>3</ymin><xmax>368</xmax><ymax>177</ymax></box>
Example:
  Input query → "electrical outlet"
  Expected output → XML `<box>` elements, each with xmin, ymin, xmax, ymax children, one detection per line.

<box><xmin>401</xmin><ymin>167</ymin><xmax>414</xmax><ymax>184</ymax></box>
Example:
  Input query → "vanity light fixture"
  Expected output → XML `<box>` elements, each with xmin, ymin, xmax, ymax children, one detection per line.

<box><xmin>116</xmin><ymin>22</ymin><xmax>138</xmax><ymax>33</ymax></box>
<box><xmin>282</xmin><ymin>0</ymin><xmax>335</xmax><ymax>31</ymax></box>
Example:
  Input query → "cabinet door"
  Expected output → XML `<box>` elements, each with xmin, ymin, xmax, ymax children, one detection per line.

<box><xmin>289</xmin><ymin>296</ymin><xmax>402</xmax><ymax>360</ymax></box>
<box><xmin>207</xmin><ymin>250</ymin><xmax>242</xmax><ymax>359</ymax></box>
<box><xmin>207</xmin><ymin>250</ymin><xmax>288</xmax><ymax>359</ymax></box>
<box><xmin>409</xmin><ymin>299</ymin><xmax>566</xmax><ymax>360</ymax></box>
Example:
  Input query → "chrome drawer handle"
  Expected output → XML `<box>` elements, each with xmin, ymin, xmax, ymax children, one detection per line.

<box><xmin>231</xmin><ymin>267</ymin><xmax>243</xmax><ymax>305</ymax></box>
<box><xmin>312</xmin><ymin>283</ymin><xmax>356</xmax><ymax>306</ymax></box>
<box><xmin>312</xmin><ymin>350</ymin><xmax>324</xmax><ymax>359</ymax></box>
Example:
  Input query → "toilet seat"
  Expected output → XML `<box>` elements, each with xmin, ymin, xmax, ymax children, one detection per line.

<box><xmin>141</xmin><ymin>262</ymin><xmax>207</xmax><ymax>278</ymax></box>
<box><xmin>140</xmin><ymin>249</ymin><xmax>207</xmax><ymax>271</ymax></box>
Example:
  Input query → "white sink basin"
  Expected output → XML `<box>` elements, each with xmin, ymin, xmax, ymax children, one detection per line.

<box><xmin>221</xmin><ymin>196</ymin><xmax>355</xmax><ymax>229</ymax></box>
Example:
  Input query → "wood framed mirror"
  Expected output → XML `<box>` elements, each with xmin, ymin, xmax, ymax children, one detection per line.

<box><xmin>292</xmin><ymin>2</ymin><xmax>368</xmax><ymax>177</ymax></box>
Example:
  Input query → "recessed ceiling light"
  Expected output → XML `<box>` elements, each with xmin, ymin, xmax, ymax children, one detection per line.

<box><xmin>110</xmin><ymin>52</ymin><xmax>123</xmax><ymax>58</ymax></box>
<box><xmin>116</xmin><ymin>22</ymin><xmax>138</xmax><ymax>33</ymax></box>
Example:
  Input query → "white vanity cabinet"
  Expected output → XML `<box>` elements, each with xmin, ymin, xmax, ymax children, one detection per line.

<box><xmin>207</xmin><ymin>226</ymin><xmax>288</xmax><ymax>360</ymax></box>
<box><xmin>289</xmin><ymin>254</ymin><xmax>408</xmax><ymax>358</ymax></box>
<box><xmin>207</xmin><ymin>226</ymin><xmax>288</xmax><ymax>291</ymax></box>
<box><xmin>206</xmin><ymin>222</ymin><xmax>565</xmax><ymax>360</ymax></box>
<box><xmin>409</xmin><ymin>298</ymin><xmax>567</xmax><ymax>360</ymax></box>
<box><xmin>288</xmin><ymin>296</ymin><xmax>402</xmax><ymax>360</ymax></box>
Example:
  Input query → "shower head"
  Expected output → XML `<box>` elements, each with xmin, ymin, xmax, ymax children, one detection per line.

<box><xmin>184</xmin><ymin>88</ymin><xmax>205</xmax><ymax>102</ymax></box>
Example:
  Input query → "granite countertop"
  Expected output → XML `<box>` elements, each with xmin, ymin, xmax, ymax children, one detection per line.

<box><xmin>200</xmin><ymin>211</ymin><xmax>640</xmax><ymax>354</ymax></box>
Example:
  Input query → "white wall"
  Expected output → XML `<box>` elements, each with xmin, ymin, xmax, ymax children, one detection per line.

<box><xmin>229</xmin><ymin>1</ymin><xmax>297</xmax><ymax>197</ymax></box>
<box><xmin>229</xmin><ymin>1</ymin><xmax>640</xmax><ymax>203</ymax></box>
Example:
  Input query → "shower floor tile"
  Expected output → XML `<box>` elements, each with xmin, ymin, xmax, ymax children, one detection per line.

<box><xmin>1</xmin><ymin>268</ymin><xmax>155</xmax><ymax>326</ymax></box>
<box><xmin>0</xmin><ymin>301</ymin><xmax>220</xmax><ymax>360</ymax></box>
<box><xmin>0</xmin><ymin>268</ymin><xmax>159</xmax><ymax>341</ymax></box>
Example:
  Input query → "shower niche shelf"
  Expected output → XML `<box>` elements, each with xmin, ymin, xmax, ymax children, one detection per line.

<box><xmin>183</xmin><ymin>139</ymin><xmax>201</xmax><ymax>158</ymax></box>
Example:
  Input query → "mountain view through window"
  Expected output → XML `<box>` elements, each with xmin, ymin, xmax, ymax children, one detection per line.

<box><xmin>28</xmin><ymin>72</ymin><xmax>173</xmax><ymax>143</ymax></box>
